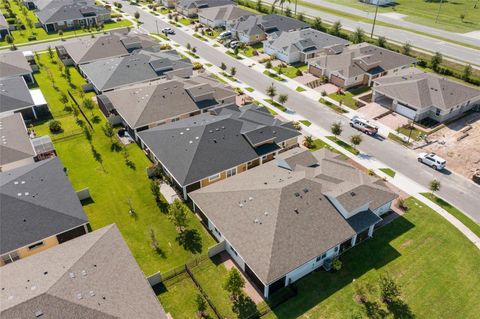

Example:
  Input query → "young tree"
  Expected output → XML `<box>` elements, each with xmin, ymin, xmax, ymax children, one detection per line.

<box><xmin>329</xmin><ymin>21</ymin><xmax>342</xmax><ymax>36</ymax></box>
<box><xmin>350</xmin><ymin>134</ymin><xmax>363</xmax><ymax>149</ymax></box>
<box><xmin>266</xmin><ymin>83</ymin><xmax>277</xmax><ymax>100</ymax></box>
<box><xmin>134</xmin><ymin>11</ymin><xmax>140</xmax><ymax>19</ymax></box>
<box><xmin>58</xmin><ymin>29</ymin><xmax>63</xmax><ymax>40</ymax></box>
<box><xmin>297</xmin><ymin>12</ymin><xmax>305</xmax><ymax>22</ymax></box>
<box><xmin>150</xmin><ymin>228</ymin><xmax>160</xmax><ymax>252</ymax></box>
<box><xmin>65</xmin><ymin>66</ymin><xmax>71</xmax><ymax>83</ymax></box>
<box><xmin>220</xmin><ymin>62</ymin><xmax>227</xmax><ymax>70</ymax></box>
<box><xmin>5</xmin><ymin>34</ymin><xmax>14</xmax><ymax>48</ymax></box>
<box><xmin>102</xmin><ymin>122</ymin><xmax>114</xmax><ymax>141</ymax></box>
<box><xmin>429</xmin><ymin>179</ymin><xmax>441</xmax><ymax>194</ymax></box>
<box><xmin>82</xmin><ymin>98</ymin><xmax>95</xmax><ymax>113</ymax></box>
<box><xmin>150</xmin><ymin>179</ymin><xmax>161</xmax><ymax>203</ymax></box>
<box><xmin>168</xmin><ymin>199</ymin><xmax>188</xmax><ymax>233</ymax></box>
<box><xmin>462</xmin><ymin>64</ymin><xmax>472</xmax><ymax>81</ymax></box>
<box><xmin>47</xmin><ymin>45</ymin><xmax>54</xmax><ymax>59</ymax></box>
<box><xmin>278</xmin><ymin>93</ymin><xmax>288</xmax><ymax>106</ymax></box>
<box><xmin>195</xmin><ymin>294</ymin><xmax>207</xmax><ymax>318</ymax></box>
<box><xmin>379</xmin><ymin>273</ymin><xmax>401</xmax><ymax>305</ymax></box>
<box><xmin>430</xmin><ymin>52</ymin><xmax>443</xmax><ymax>71</ymax></box>
<box><xmin>59</xmin><ymin>91</ymin><xmax>69</xmax><ymax>105</ymax></box>
<box><xmin>223</xmin><ymin>268</ymin><xmax>245</xmax><ymax>301</ymax></box>
<box><xmin>402</xmin><ymin>42</ymin><xmax>411</xmax><ymax>56</ymax></box>
<box><xmin>312</xmin><ymin>17</ymin><xmax>322</xmax><ymax>31</ymax></box>
<box><xmin>377</xmin><ymin>36</ymin><xmax>387</xmax><ymax>48</ymax></box>
<box><xmin>330</xmin><ymin>121</ymin><xmax>343</xmax><ymax>140</ymax></box>
<box><xmin>48</xmin><ymin>120</ymin><xmax>62</xmax><ymax>133</ymax></box>
<box><xmin>351</xmin><ymin>27</ymin><xmax>364</xmax><ymax>44</ymax></box>
<box><xmin>192</xmin><ymin>46</ymin><xmax>197</xmax><ymax>53</ymax></box>
<box><xmin>255</xmin><ymin>0</ymin><xmax>262</xmax><ymax>12</ymax></box>
<box><xmin>285</xmin><ymin>7</ymin><xmax>292</xmax><ymax>17</ymax></box>
<box><xmin>186</xmin><ymin>42</ymin><xmax>191</xmax><ymax>50</ymax></box>
<box><xmin>230</xmin><ymin>66</ymin><xmax>236</xmax><ymax>76</ymax></box>
<box><xmin>265</xmin><ymin>60</ymin><xmax>272</xmax><ymax>69</ymax></box>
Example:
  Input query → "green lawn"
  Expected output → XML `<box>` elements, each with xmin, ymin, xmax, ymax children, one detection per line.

<box><xmin>273</xmin><ymin>63</ymin><xmax>308</xmax><ymax>79</ymax></box>
<box><xmin>396</xmin><ymin>125</ymin><xmax>426</xmax><ymax>141</ymax></box>
<box><xmin>192</xmin><ymin>33</ymin><xmax>208</xmax><ymax>41</ymax></box>
<box><xmin>299</xmin><ymin>120</ymin><xmax>311</xmax><ymax>127</ymax></box>
<box><xmin>263</xmin><ymin>70</ymin><xmax>284</xmax><ymax>82</ymax></box>
<box><xmin>326</xmin><ymin>136</ymin><xmax>359</xmax><ymax>155</ymax></box>
<box><xmin>245</xmin><ymin>87</ymin><xmax>255</xmax><ymax>92</ymax></box>
<box><xmin>421</xmin><ymin>193</ymin><xmax>480</xmax><ymax>238</ymax></box>
<box><xmin>296</xmin><ymin>86</ymin><xmax>306</xmax><ymax>92</ymax></box>
<box><xmin>226</xmin><ymin>50</ymin><xmax>243</xmax><ymax>60</ymax></box>
<box><xmin>307</xmin><ymin>139</ymin><xmax>347</xmax><ymax>159</ymax></box>
<box><xmin>328</xmin><ymin>90</ymin><xmax>363</xmax><ymax>110</ymax></box>
<box><xmin>316</xmin><ymin>0</ymin><xmax>480</xmax><ymax>33</ymax></box>
<box><xmin>319</xmin><ymin>98</ymin><xmax>349</xmax><ymax>114</ymax></box>
<box><xmin>0</xmin><ymin>0</ymin><xmax>131</xmax><ymax>46</ymax></box>
<box><xmin>265</xmin><ymin>197</ymin><xmax>480</xmax><ymax>318</ymax></box>
<box><xmin>264</xmin><ymin>99</ymin><xmax>286</xmax><ymax>112</ymax></box>
<box><xmin>379</xmin><ymin>168</ymin><xmax>396</xmax><ymax>178</ymax></box>
<box><xmin>388</xmin><ymin>133</ymin><xmax>412</xmax><ymax>147</ymax></box>
<box><xmin>178</xmin><ymin>17</ymin><xmax>193</xmax><ymax>26</ymax></box>
<box><xmin>32</xmin><ymin>53</ymin><xmax>215</xmax><ymax>276</ymax></box>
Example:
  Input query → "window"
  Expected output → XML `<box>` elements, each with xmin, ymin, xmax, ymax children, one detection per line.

<box><xmin>1</xmin><ymin>254</ymin><xmax>12</xmax><ymax>265</ymax></box>
<box><xmin>208</xmin><ymin>173</ymin><xmax>220</xmax><ymax>182</ymax></box>
<box><xmin>226</xmin><ymin>167</ymin><xmax>236</xmax><ymax>178</ymax></box>
<box><xmin>28</xmin><ymin>241</ymin><xmax>44</xmax><ymax>250</ymax></box>
<box><xmin>230</xmin><ymin>247</ymin><xmax>238</xmax><ymax>256</ymax></box>
<box><xmin>435</xmin><ymin>108</ymin><xmax>441</xmax><ymax>116</ymax></box>
<box><xmin>316</xmin><ymin>253</ymin><xmax>327</xmax><ymax>262</ymax></box>
<box><xmin>214</xmin><ymin>227</ymin><xmax>222</xmax><ymax>237</ymax></box>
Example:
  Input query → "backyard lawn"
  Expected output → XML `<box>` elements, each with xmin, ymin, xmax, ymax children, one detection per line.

<box><xmin>328</xmin><ymin>86</ymin><xmax>369</xmax><ymax>110</ymax></box>
<box><xmin>265</xmin><ymin>197</ymin><xmax>480</xmax><ymax>319</ymax></box>
<box><xmin>32</xmin><ymin>53</ymin><xmax>215</xmax><ymax>276</ymax></box>
<box><xmin>0</xmin><ymin>0</ymin><xmax>131</xmax><ymax>46</ymax></box>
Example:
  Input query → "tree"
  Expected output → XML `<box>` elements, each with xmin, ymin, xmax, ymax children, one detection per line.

<box><xmin>150</xmin><ymin>179</ymin><xmax>161</xmax><ymax>202</ymax></box>
<box><xmin>297</xmin><ymin>12</ymin><xmax>305</xmax><ymax>22</ymax></box>
<box><xmin>48</xmin><ymin>120</ymin><xmax>62</xmax><ymax>133</ymax></box>
<box><xmin>192</xmin><ymin>46</ymin><xmax>197</xmax><ymax>53</ymax></box>
<box><xmin>58</xmin><ymin>29</ymin><xmax>63</xmax><ymax>40</ymax></box>
<box><xmin>265</xmin><ymin>60</ymin><xmax>272</xmax><ymax>69</ymax></box>
<box><xmin>220</xmin><ymin>62</ymin><xmax>227</xmax><ymax>70</ymax></box>
<box><xmin>230</xmin><ymin>66</ymin><xmax>236</xmax><ymax>76</ymax></box>
<box><xmin>377</xmin><ymin>36</ymin><xmax>387</xmax><ymax>48</ymax></box>
<box><xmin>462</xmin><ymin>64</ymin><xmax>472</xmax><ymax>81</ymax></box>
<box><xmin>47</xmin><ymin>45</ymin><xmax>54</xmax><ymax>59</ymax></box>
<box><xmin>134</xmin><ymin>11</ymin><xmax>140</xmax><ymax>19</ymax></box>
<box><xmin>303</xmin><ymin>135</ymin><xmax>314</xmax><ymax>148</ymax></box>
<box><xmin>379</xmin><ymin>273</ymin><xmax>401</xmax><ymax>305</ymax></box>
<box><xmin>330</xmin><ymin>121</ymin><xmax>342</xmax><ymax>140</ymax></box>
<box><xmin>195</xmin><ymin>294</ymin><xmax>207</xmax><ymax>318</ymax></box>
<box><xmin>82</xmin><ymin>98</ymin><xmax>95</xmax><ymax>113</ymax></box>
<box><xmin>59</xmin><ymin>91</ymin><xmax>69</xmax><ymax>105</ymax></box>
<box><xmin>350</xmin><ymin>134</ymin><xmax>363</xmax><ymax>149</ymax></box>
<box><xmin>351</xmin><ymin>27</ymin><xmax>364</xmax><ymax>44</ymax></box>
<box><xmin>65</xmin><ymin>67</ymin><xmax>71</xmax><ymax>83</ymax></box>
<box><xmin>402</xmin><ymin>42</ymin><xmax>411</xmax><ymax>56</ymax></box>
<box><xmin>429</xmin><ymin>179</ymin><xmax>441</xmax><ymax>194</ymax></box>
<box><xmin>329</xmin><ymin>21</ymin><xmax>342</xmax><ymax>36</ymax></box>
<box><xmin>223</xmin><ymin>268</ymin><xmax>245</xmax><ymax>301</ymax></box>
<box><xmin>186</xmin><ymin>42</ymin><xmax>191</xmax><ymax>50</ymax></box>
<box><xmin>102</xmin><ymin>122</ymin><xmax>114</xmax><ymax>141</ymax></box>
<box><xmin>5</xmin><ymin>34</ymin><xmax>14</xmax><ymax>49</ymax></box>
<box><xmin>430</xmin><ymin>51</ymin><xmax>443</xmax><ymax>71</ymax></box>
<box><xmin>255</xmin><ymin>0</ymin><xmax>262</xmax><ymax>12</ymax></box>
<box><xmin>285</xmin><ymin>7</ymin><xmax>292</xmax><ymax>17</ymax></box>
<box><xmin>312</xmin><ymin>17</ymin><xmax>322</xmax><ymax>31</ymax></box>
<box><xmin>168</xmin><ymin>199</ymin><xmax>188</xmax><ymax>233</ymax></box>
<box><xmin>266</xmin><ymin>83</ymin><xmax>277</xmax><ymax>100</ymax></box>
<box><xmin>150</xmin><ymin>228</ymin><xmax>160</xmax><ymax>252</ymax></box>
<box><xmin>278</xmin><ymin>93</ymin><xmax>288</xmax><ymax>106</ymax></box>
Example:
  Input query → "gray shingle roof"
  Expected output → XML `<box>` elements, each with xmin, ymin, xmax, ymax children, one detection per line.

<box><xmin>178</xmin><ymin>0</ymin><xmax>234</xmax><ymax>10</ymax></box>
<box><xmin>58</xmin><ymin>31</ymin><xmax>158</xmax><ymax>65</ymax></box>
<box><xmin>138</xmin><ymin>104</ymin><xmax>300</xmax><ymax>186</ymax></box>
<box><xmin>230</xmin><ymin>14</ymin><xmax>309</xmax><ymax>37</ymax></box>
<box><xmin>373</xmin><ymin>67</ymin><xmax>480</xmax><ymax>111</ymax></box>
<box><xmin>79</xmin><ymin>49</ymin><xmax>192</xmax><ymax>92</ymax></box>
<box><xmin>0</xmin><ymin>77</ymin><xmax>35</xmax><ymax>114</ymax></box>
<box><xmin>0</xmin><ymin>224</ymin><xmax>167</xmax><ymax>319</ymax></box>
<box><xmin>99</xmin><ymin>74</ymin><xmax>235</xmax><ymax>129</ymax></box>
<box><xmin>0</xmin><ymin>157</ymin><xmax>88</xmax><ymax>254</ymax></box>
<box><xmin>0</xmin><ymin>51</ymin><xmax>32</xmax><ymax>79</ymax></box>
<box><xmin>265</xmin><ymin>28</ymin><xmax>350</xmax><ymax>55</ymax></box>
<box><xmin>310</xmin><ymin>43</ymin><xmax>417</xmax><ymax>79</ymax></box>
<box><xmin>198</xmin><ymin>4</ymin><xmax>255</xmax><ymax>21</ymax></box>
<box><xmin>190</xmin><ymin>148</ymin><xmax>394</xmax><ymax>284</ymax></box>
<box><xmin>36</xmin><ymin>0</ymin><xmax>109</xmax><ymax>25</ymax></box>
<box><xmin>0</xmin><ymin>11</ymin><xmax>8</xmax><ymax>30</ymax></box>
<box><xmin>0</xmin><ymin>113</ymin><xmax>36</xmax><ymax>167</ymax></box>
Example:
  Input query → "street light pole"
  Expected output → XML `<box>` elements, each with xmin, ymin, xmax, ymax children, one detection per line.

<box><xmin>370</xmin><ymin>1</ymin><xmax>380</xmax><ymax>39</ymax></box>
<box><xmin>294</xmin><ymin>0</ymin><xmax>298</xmax><ymax>15</ymax></box>
<box><xmin>407</xmin><ymin>114</ymin><xmax>416</xmax><ymax>144</ymax></box>
<box><xmin>156</xmin><ymin>19</ymin><xmax>159</xmax><ymax>34</ymax></box>
<box><xmin>435</xmin><ymin>0</ymin><xmax>444</xmax><ymax>23</ymax></box>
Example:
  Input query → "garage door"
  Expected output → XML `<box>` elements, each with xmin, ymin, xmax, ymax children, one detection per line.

<box><xmin>395</xmin><ymin>103</ymin><xmax>417</xmax><ymax>119</ymax></box>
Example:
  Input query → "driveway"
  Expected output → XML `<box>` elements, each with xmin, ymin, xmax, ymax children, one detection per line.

<box><xmin>377</xmin><ymin>113</ymin><xmax>410</xmax><ymax>131</ymax></box>
<box><xmin>358</xmin><ymin>102</ymin><xmax>390</xmax><ymax>120</ymax></box>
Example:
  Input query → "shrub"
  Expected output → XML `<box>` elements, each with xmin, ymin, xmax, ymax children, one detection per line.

<box><xmin>48</xmin><ymin>120</ymin><xmax>62</xmax><ymax>133</ymax></box>
<box><xmin>332</xmin><ymin>257</ymin><xmax>342</xmax><ymax>271</ymax></box>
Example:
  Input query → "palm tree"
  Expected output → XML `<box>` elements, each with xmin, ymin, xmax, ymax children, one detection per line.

<box><xmin>303</xmin><ymin>135</ymin><xmax>314</xmax><ymax>149</ymax></box>
<box><xmin>402</xmin><ymin>42</ymin><xmax>411</xmax><ymax>56</ymax></box>
<box><xmin>351</xmin><ymin>28</ymin><xmax>364</xmax><ymax>44</ymax></box>
<box><xmin>329</xmin><ymin>21</ymin><xmax>342</xmax><ymax>36</ymax></box>
<box><xmin>266</xmin><ymin>83</ymin><xmax>277</xmax><ymax>100</ymax></box>
<box><xmin>274</xmin><ymin>0</ymin><xmax>291</xmax><ymax>14</ymax></box>
<box><xmin>377</xmin><ymin>36</ymin><xmax>387</xmax><ymax>48</ymax></box>
<box><xmin>312</xmin><ymin>17</ymin><xmax>322</xmax><ymax>31</ymax></box>
<box><xmin>278</xmin><ymin>94</ymin><xmax>288</xmax><ymax>106</ymax></box>
<box><xmin>330</xmin><ymin>122</ymin><xmax>342</xmax><ymax>141</ymax></box>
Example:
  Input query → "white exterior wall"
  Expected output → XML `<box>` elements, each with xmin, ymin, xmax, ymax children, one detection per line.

<box><xmin>263</xmin><ymin>44</ymin><xmax>300</xmax><ymax>64</ymax></box>
<box><xmin>373</xmin><ymin>201</ymin><xmax>393</xmax><ymax>216</ymax></box>
<box><xmin>199</xmin><ymin>16</ymin><xmax>224</xmax><ymax>28</ymax></box>
<box><xmin>207</xmin><ymin>219</ymin><xmax>246</xmax><ymax>270</ymax></box>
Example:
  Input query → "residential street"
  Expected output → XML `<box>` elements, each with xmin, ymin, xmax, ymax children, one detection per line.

<box><xmin>7</xmin><ymin>2</ymin><xmax>480</xmax><ymax>222</ymax></box>
<box><xmin>260</xmin><ymin>0</ymin><xmax>480</xmax><ymax>66</ymax></box>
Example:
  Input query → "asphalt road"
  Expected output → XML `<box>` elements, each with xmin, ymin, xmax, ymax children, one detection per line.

<box><xmin>12</xmin><ymin>1</ymin><xmax>480</xmax><ymax>222</ymax></box>
<box><xmin>261</xmin><ymin>0</ymin><xmax>480</xmax><ymax>66</ymax></box>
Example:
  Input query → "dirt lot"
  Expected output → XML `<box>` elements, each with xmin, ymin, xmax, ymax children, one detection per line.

<box><xmin>418</xmin><ymin>112</ymin><xmax>480</xmax><ymax>179</ymax></box>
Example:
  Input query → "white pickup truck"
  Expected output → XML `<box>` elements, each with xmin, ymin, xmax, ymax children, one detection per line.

<box><xmin>349</xmin><ymin>116</ymin><xmax>378</xmax><ymax>135</ymax></box>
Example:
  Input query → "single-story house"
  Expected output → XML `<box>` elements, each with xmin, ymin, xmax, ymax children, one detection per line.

<box><xmin>23</xmin><ymin>0</ymin><xmax>54</xmax><ymax>10</ymax></box>
<box><xmin>161</xmin><ymin>0</ymin><xmax>178</xmax><ymax>8</ymax></box>
<box><xmin>0</xmin><ymin>10</ymin><xmax>10</xmax><ymax>40</ymax></box>
<box><xmin>36</xmin><ymin>0</ymin><xmax>111</xmax><ymax>32</ymax></box>
<box><xmin>308</xmin><ymin>43</ymin><xmax>417</xmax><ymax>89</ymax></box>
<box><xmin>372</xmin><ymin>68</ymin><xmax>480</xmax><ymax>122</ymax></box>
<box><xmin>78</xmin><ymin>49</ymin><xmax>193</xmax><ymax>93</ymax></box>
<box><xmin>264</xmin><ymin>28</ymin><xmax>351</xmax><ymax>64</ymax></box>
<box><xmin>0</xmin><ymin>157</ymin><xmax>89</xmax><ymax>266</ymax></box>
<box><xmin>137</xmin><ymin>104</ymin><xmax>301</xmax><ymax>199</ymax></box>
<box><xmin>0</xmin><ymin>113</ymin><xmax>36</xmax><ymax>172</ymax></box>
<box><xmin>0</xmin><ymin>224</ymin><xmax>168</xmax><ymax>318</ymax></box>
<box><xmin>228</xmin><ymin>14</ymin><xmax>309</xmax><ymax>45</ymax></box>
<box><xmin>56</xmin><ymin>29</ymin><xmax>159</xmax><ymax>66</ymax></box>
<box><xmin>198</xmin><ymin>4</ymin><xmax>255</xmax><ymax>28</ymax></box>
<box><xmin>0</xmin><ymin>51</ymin><xmax>34</xmax><ymax>83</ymax></box>
<box><xmin>0</xmin><ymin>77</ymin><xmax>49</xmax><ymax>120</ymax></box>
<box><xmin>176</xmin><ymin>0</ymin><xmax>234</xmax><ymax>17</ymax></box>
<box><xmin>97</xmin><ymin>74</ymin><xmax>236</xmax><ymax>140</ymax></box>
<box><xmin>190</xmin><ymin>148</ymin><xmax>398</xmax><ymax>298</ymax></box>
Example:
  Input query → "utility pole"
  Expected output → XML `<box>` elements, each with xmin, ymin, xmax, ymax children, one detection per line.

<box><xmin>294</xmin><ymin>0</ymin><xmax>298</xmax><ymax>15</ymax></box>
<box><xmin>370</xmin><ymin>0</ymin><xmax>380</xmax><ymax>38</ymax></box>
<box><xmin>435</xmin><ymin>0</ymin><xmax>444</xmax><ymax>23</ymax></box>
<box><xmin>156</xmin><ymin>19</ymin><xmax>159</xmax><ymax>34</ymax></box>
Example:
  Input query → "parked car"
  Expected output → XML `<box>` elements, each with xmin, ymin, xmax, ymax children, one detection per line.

<box><xmin>229</xmin><ymin>40</ymin><xmax>240</xmax><ymax>48</ymax></box>
<box><xmin>217</xmin><ymin>31</ymin><xmax>232</xmax><ymax>39</ymax></box>
<box><xmin>349</xmin><ymin>115</ymin><xmax>378</xmax><ymax>135</ymax></box>
<box><xmin>417</xmin><ymin>152</ymin><xmax>446</xmax><ymax>170</ymax></box>
<box><xmin>162</xmin><ymin>27</ymin><xmax>175</xmax><ymax>35</ymax></box>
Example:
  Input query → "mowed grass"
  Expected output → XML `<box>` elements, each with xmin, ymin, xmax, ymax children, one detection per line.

<box><xmin>32</xmin><ymin>53</ymin><xmax>215</xmax><ymax>275</ymax></box>
<box><xmin>379</xmin><ymin>167</ymin><xmax>396</xmax><ymax>178</ymax></box>
<box><xmin>316</xmin><ymin>0</ymin><xmax>480</xmax><ymax>33</ymax></box>
<box><xmin>265</xmin><ymin>197</ymin><xmax>480</xmax><ymax>319</ymax></box>
<box><xmin>0</xmin><ymin>0</ymin><xmax>132</xmax><ymax>45</ymax></box>
<box><xmin>326</xmin><ymin>136</ymin><xmax>359</xmax><ymax>155</ymax></box>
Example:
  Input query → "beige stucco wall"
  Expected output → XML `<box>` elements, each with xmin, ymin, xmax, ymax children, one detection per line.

<box><xmin>17</xmin><ymin>236</ymin><xmax>59</xmax><ymax>259</ymax></box>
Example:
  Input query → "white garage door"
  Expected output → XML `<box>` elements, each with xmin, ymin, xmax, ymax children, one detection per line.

<box><xmin>395</xmin><ymin>103</ymin><xmax>417</xmax><ymax>119</ymax></box>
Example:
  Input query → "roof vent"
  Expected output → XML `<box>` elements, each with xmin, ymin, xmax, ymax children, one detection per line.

<box><xmin>294</xmin><ymin>208</ymin><xmax>299</xmax><ymax>214</ymax></box>
<box><xmin>35</xmin><ymin>310</ymin><xmax>43</xmax><ymax>318</ymax></box>
<box><xmin>248</xmin><ymin>197</ymin><xmax>253</xmax><ymax>201</ymax></box>
<box><xmin>77</xmin><ymin>293</ymin><xmax>83</xmax><ymax>300</ymax></box>
<box><xmin>89</xmin><ymin>291</ymin><xmax>95</xmax><ymax>297</ymax></box>
<box><xmin>254</xmin><ymin>218</ymin><xmax>259</xmax><ymax>223</ymax></box>
<box><xmin>303</xmin><ymin>188</ymin><xmax>309</xmax><ymax>193</ymax></box>
<box><xmin>82</xmin><ymin>270</ymin><xmax>87</xmax><ymax>276</ymax></box>
<box><xmin>294</xmin><ymin>192</ymin><xmax>300</xmax><ymax>197</ymax></box>
<box><xmin>69</xmin><ymin>272</ymin><xmax>75</xmax><ymax>278</ymax></box>
<box><xmin>350</xmin><ymin>192</ymin><xmax>356</xmax><ymax>196</ymax></box>
<box><xmin>264</xmin><ymin>211</ymin><xmax>269</xmax><ymax>216</ymax></box>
